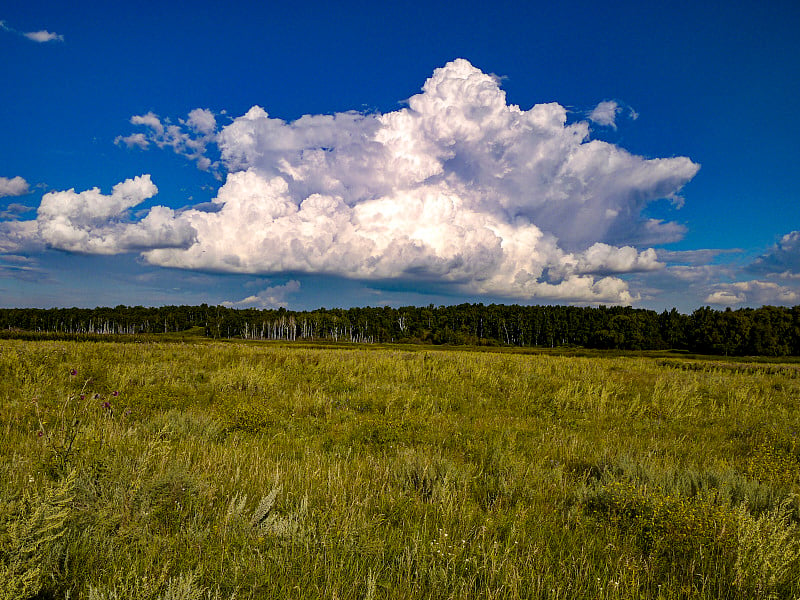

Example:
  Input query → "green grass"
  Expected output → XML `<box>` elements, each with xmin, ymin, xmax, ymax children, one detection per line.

<box><xmin>1</xmin><ymin>339</ymin><xmax>799</xmax><ymax>599</ymax></box>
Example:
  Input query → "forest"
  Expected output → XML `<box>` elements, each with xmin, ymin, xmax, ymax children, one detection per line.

<box><xmin>1</xmin><ymin>303</ymin><xmax>799</xmax><ymax>356</ymax></box>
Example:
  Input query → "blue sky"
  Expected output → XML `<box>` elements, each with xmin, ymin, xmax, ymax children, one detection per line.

<box><xmin>1</xmin><ymin>0</ymin><xmax>799</xmax><ymax>312</ymax></box>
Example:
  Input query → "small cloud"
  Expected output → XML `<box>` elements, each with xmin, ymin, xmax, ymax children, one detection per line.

<box><xmin>184</xmin><ymin>108</ymin><xmax>216</xmax><ymax>135</ymax></box>
<box><xmin>573</xmin><ymin>244</ymin><xmax>663</xmax><ymax>275</ymax></box>
<box><xmin>705</xmin><ymin>280</ymin><xmax>799</xmax><ymax>307</ymax></box>
<box><xmin>114</xmin><ymin>133</ymin><xmax>149</xmax><ymax>150</ymax></box>
<box><xmin>588</xmin><ymin>101</ymin><xmax>620</xmax><ymax>129</ymax></box>
<box><xmin>1</xmin><ymin>20</ymin><xmax>63</xmax><ymax>42</ymax></box>
<box><xmin>705</xmin><ymin>290</ymin><xmax>746</xmax><ymax>306</ymax></box>
<box><xmin>749</xmin><ymin>230</ymin><xmax>800</xmax><ymax>277</ymax></box>
<box><xmin>24</xmin><ymin>30</ymin><xmax>64</xmax><ymax>43</ymax></box>
<box><xmin>222</xmin><ymin>280</ymin><xmax>301</xmax><ymax>309</ymax></box>
<box><xmin>0</xmin><ymin>176</ymin><xmax>30</xmax><ymax>198</ymax></box>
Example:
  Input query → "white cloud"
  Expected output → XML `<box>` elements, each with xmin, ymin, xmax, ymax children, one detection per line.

<box><xmin>37</xmin><ymin>175</ymin><xmax>196</xmax><ymax>254</ymax></box>
<box><xmin>185</xmin><ymin>108</ymin><xmax>216</xmax><ymax>135</ymax></box>
<box><xmin>24</xmin><ymin>30</ymin><xmax>63</xmax><ymax>43</ymax></box>
<box><xmin>25</xmin><ymin>59</ymin><xmax>701</xmax><ymax>304</ymax></box>
<box><xmin>0</xmin><ymin>219</ymin><xmax>41</xmax><ymax>254</ymax></box>
<box><xmin>222</xmin><ymin>280</ymin><xmax>301</xmax><ymax>308</ymax></box>
<box><xmin>115</xmin><ymin>133</ymin><xmax>149</xmax><ymax>149</ymax></box>
<box><xmin>573</xmin><ymin>244</ymin><xmax>663</xmax><ymax>274</ymax></box>
<box><xmin>0</xmin><ymin>175</ymin><xmax>197</xmax><ymax>255</ymax></box>
<box><xmin>116</xmin><ymin>110</ymin><xmax>220</xmax><ymax>176</ymax></box>
<box><xmin>144</xmin><ymin>60</ymin><xmax>696</xmax><ymax>302</ymax></box>
<box><xmin>705</xmin><ymin>290</ymin><xmax>746</xmax><ymax>306</ymax></box>
<box><xmin>0</xmin><ymin>176</ymin><xmax>30</xmax><ymax>197</ymax></box>
<box><xmin>1</xmin><ymin>21</ymin><xmax>63</xmax><ymax>42</ymax></box>
<box><xmin>705</xmin><ymin>280</ymin><xmax>799</xmax><ymax>307</ymax></box>
<box><xmin>589</xmin><ymin>100</ymin><xmax>621</xmax><ymax>128</ymax></box>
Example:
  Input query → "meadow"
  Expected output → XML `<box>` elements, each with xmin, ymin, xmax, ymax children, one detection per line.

<box><xmin>1</xmin><ymin>339</ymin><xmax>799</xmax><ymax>599</ymax></box>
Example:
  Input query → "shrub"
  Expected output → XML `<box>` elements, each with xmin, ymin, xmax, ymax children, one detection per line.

<box><xmin>0</xmin><ymin>471</ymin><xmax>75</xmax><ymax>600</ymax></box>
<box><xmin>735</xmin><ymin>497</ymin><xmax>800</xmax><ymax>598</ymax></box>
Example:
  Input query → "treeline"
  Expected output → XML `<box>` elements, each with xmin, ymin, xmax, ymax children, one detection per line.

<box><xmin>1</xmin><ymin>303</ymin><xmax>799</xmax><ymax>356</ymax></box>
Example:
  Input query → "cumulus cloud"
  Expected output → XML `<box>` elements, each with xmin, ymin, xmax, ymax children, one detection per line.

<box><xmin>23</xmin><ymin>59</ymin><xmax>701</xmax><ymax>304</ymax></box>
<box><xmin>705</xmin><ymin>280</ymin><xmax>799</xmax><ymax>306</ymax></box>
<box><xmin>0</xmin><ymin>175</ymin><xmax>196</xmax><ymax>255</ymax></box>
<box><xmin>115</xmin><ymin>132</ymin><xmax>149</xmax><ymax>150</ymax></box>
<box><xmin>573</xmin><ymin>244</ymin><xmax>662</xmax><ymax>274</ymax></box>
<box><xmin>222</xmin><ymin>280</ymin><xmax>301</xmax><ymax>308</ymax></box>
<box><xmin>749</xmin><ymin>231</ymin><xmax>800</xmax><ymax>277</ymax></box>
<box><xmin>0</xmin><ymin>176</ymin><xmax>30</xmax><ymax>197</ymax></box>
<box><xmin>142</xmin><ymin>60</ymin><xmax>696</xmax><ymax>303</ymax></box>
<box><xmin>115</xmin><ymin>109</ymin><xmax>220</xmax><ymax>175</ymax></box>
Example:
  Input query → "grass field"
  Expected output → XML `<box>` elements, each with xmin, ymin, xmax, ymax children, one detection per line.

<box><xmin>1</xmin><ymin>339</ymin><xmax>799</xmax><ymax>599</ymax></box>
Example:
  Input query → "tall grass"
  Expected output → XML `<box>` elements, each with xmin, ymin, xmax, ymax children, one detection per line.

<box><xmin>1</xmin><ymin>340</ymin><xmax>799</xmax><ymax>598</ymax></box>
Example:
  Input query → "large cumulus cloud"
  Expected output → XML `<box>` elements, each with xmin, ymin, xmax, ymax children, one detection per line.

<box><xmin>145</xmin><ymin>60</ymin><xmax>696</xmax><ymax>302</ymax></box>
<box><xmin>5</xmin><ymin>59</ymin><xmax>701</xmax><ymax>303</ymax></box>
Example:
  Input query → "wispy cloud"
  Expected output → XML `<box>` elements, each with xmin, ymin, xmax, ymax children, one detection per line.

<box><xmin>24</xmin><ymin>30</ymin><xmax>63</xmax><ymax>43</ymax></box>
<box><xmin>656</xmin><ymin>248</ymin><xmax>742</xmax><ymax>265</ymax></box>
<box><xmin>587</xmin><ymin>100</ymin><xmax>639</xmax><ymax>129</ymax></box>
<box><xmin>588</xmin><ymin>101</ymin><xmax>621</xmax><ymax>129</ymax></box>
<box><xmin>1</xmin><ymin>20</ymin><xmax>63</xmax><ymax>43</ymax></box>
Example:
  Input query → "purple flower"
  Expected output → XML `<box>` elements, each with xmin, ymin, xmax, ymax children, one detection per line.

<box><xmin>80</xmin><ymin>394</ymin><xmax>86</xmax><ymax>400</ymax></box>
<box><xmin>37</xmin><ymin>430</ymin><xmax>44</xmax><ymax>437</ymax></box>
<box><xmin>102</xmin><ymin>401</ymin><xmax>112</xmax><ymax>410</ymax></box>
<box><xmin>70</xmin><ymin>368</ymin><xmax>77</xmax><ymax>376</ymax></box>
<box><xmin>112</xmin><ymin>391</ymin><xmax>119</xmax><ymax>397</ymax></box>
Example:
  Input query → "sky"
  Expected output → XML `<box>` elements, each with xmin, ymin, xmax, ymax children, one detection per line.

<box><xmin>1</xmin><ymin>0</ymin><xmax>799</xmax><ymax>313</ymax></box>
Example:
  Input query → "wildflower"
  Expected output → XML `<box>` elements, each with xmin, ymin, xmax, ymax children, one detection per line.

<box><xmin>37</xmin><ymin>430</ymin><xmax>44</xmax><ymax>437</ymax></box>
<box><xmin>80</xmin><ymin>394</ymin><xmax>86</xmax><ymax>400</ymax></box>
<box><xmin>112</xmin><ymin>390</ymin><xmax>119</xmax><ymax>397</ymax></box>
<box><xmin>70</xmin><ymin>368</ymin><xmax>77</xmax><ymax>376</ymax></box>
<box><xmin>102</xmin><ymin>401</ymin><xmax>112</xmax><ymax>410</ymax></box>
